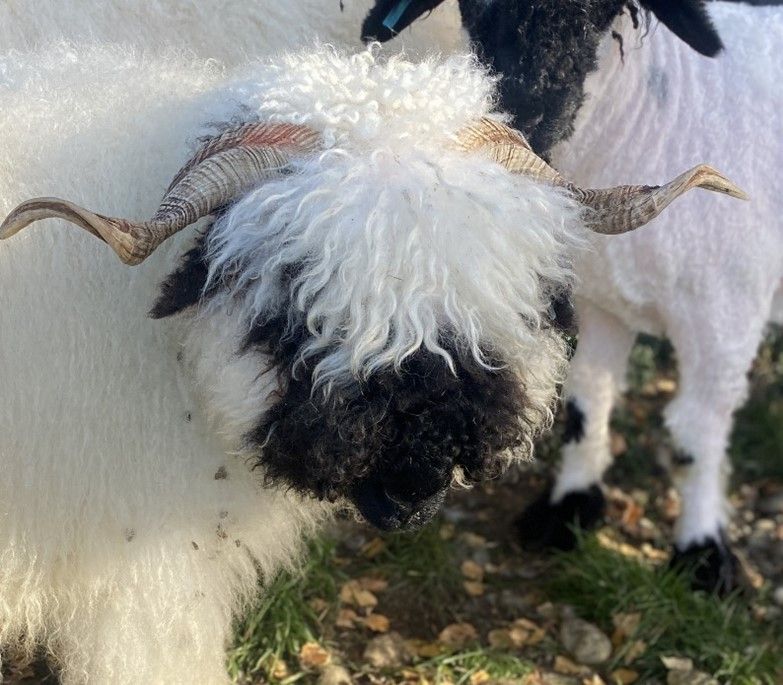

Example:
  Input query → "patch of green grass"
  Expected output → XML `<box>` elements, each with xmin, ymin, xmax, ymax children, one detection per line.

<box><xmin>419</xmin><ymin>648</ymin><xmax>534</xmax><ymax>685</ymax></box>
<box><xmin>730</xmin><ymin>330</ymin><xmax>783</xmax><ymax>482</ymax></box>
<box><xmin>359</xmin><ymin>518</ymin><xmax>461</xmax><ymax>603</ymax></box>
<box><xmin>546</xmin><ymin>536</ymin><xmax>783</xmax><ymax>684</ymax></box>
<box><xmin>626</xmin><ymin>335</ymin><xmax>675</xmax><ymax>392</ymax></box>
<box><xmin>227</xmin><ymin>537</ymin><xmax>343</xmax><ymax>683</ymax></box>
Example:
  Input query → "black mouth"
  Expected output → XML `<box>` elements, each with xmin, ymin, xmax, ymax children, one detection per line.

<box><xmin>351</xmin><ymin>477</ymin><xmax>449</xmax><ymax>531</ymax></box>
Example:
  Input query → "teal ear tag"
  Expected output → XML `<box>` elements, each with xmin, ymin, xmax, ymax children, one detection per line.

<box><xmin>383</xmin><ymin>0</ymin><xmax>415</xmax><ymax>32</ymax></box>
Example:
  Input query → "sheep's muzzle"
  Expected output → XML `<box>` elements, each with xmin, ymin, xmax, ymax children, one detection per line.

<box><xmin>245</xmin><ymin>335</ymin><xmax>530</xmax><ymax>532</ymax></box>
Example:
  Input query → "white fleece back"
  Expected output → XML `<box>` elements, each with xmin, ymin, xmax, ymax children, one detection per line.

<box><xmin>0</xmin><ymin>0</ymin><xmax>467</xmax><ymax>63</ymax></box>
<box><xmin>0</xmin><ymin>44</ymin><xmax>585</xmax><ymax>683</ymax></box>
<box><xmin>0</xmin><ymin>46</ymin><xmax>331</xmax><ymax>684</ymax></box>
<box><xmin>551</xmin><ymin>2</ymin><xmax>783</xmax><ymax>336</ymax></box>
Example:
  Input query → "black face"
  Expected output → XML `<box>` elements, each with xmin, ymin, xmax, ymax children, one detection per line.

<box><xmin>363</xmin><ymin>0</ymin><xmax>723</xmax><ymax>157</ymax></box>
<box><xmin>153</xmin><ymin>232</ymin><xmax>531</xmax><ymax>532</ymax></box>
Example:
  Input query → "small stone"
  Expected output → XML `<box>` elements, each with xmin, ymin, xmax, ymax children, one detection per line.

<box><xmin>660</xmin><ymin>656</ymin><xmax>693</xmax><ymax>672</ymax></box>
<box><xmin>363</xmin><ymin>632</ymin><xmax>412</xmax><ymax>669</ymax></box>
<box><xmin>318</xmin><ymin>664</ymin><xmax>352</xmax><ymax>685</ymax></box>
<box><xmin>666</xmin><ymin>671</ymin><xmax>717</xmax><ymax>685</ymax></box>
<box><xmin>773</xmin><ymin>586</ymin><xmax>783</xmax><ymax>607</ymax></box>
<box><xmin>755</xmin><ymin>518</ymin><xmax>776</xmax><ymax>532</ymax></box>
<box><xmin>540</xmin><ymin>674</ymin><xmax>580</xmax><ymax>685</ymax></box>
<box><xmin>559</xmin><ymin>617</ymin><xmax>612</xmax><ymax>665</ymax></box>
<box><xmin>537</xmin><ymin>601</ymin><xmax>558</xmax><ymax>620</ymax></box>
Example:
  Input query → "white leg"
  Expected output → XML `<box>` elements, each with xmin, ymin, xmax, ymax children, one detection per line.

<box><xmin>552</xmin><ymin>300</ymin><xmax>636</xmax><ymax>500</ymax></box>
<box><xmin>666</xmin><ymin>330</ymin><xmax>763</xmax><ymax>549</ymax></box>
<box><xmin>516</xmin><ymin>300</ymin><xmax>634</xmax><ymax>549</ymax></box>
<box><xmin>664</xmin><ymin>299</ymin><xmax>771</xmax><ymax>593</ymax></box>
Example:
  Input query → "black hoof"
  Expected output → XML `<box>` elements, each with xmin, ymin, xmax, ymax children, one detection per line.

<box><xmin>670</xmin><ymin>532</ymin><xmax>746</xmax><ymax>596</ymax></box>
<box><xmin>515</xmin><ymin>485</ymin><xmax>606</xmax><ymax>551</ymax></box>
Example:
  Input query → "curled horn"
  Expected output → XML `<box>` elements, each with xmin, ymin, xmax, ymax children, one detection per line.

<box><xmin>0</xmin><ymin>123</ymin><xmax>321</xmax><ymax>265</ymax></box>
<box><xmin>456</xmin><ymin>118</ymin><xmax>747</xmax><ymax>234</ymax></box>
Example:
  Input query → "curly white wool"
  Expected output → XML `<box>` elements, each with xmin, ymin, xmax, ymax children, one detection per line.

<box><xmin>207</xmin><ymin>50</ymin><xmax>582</xmax><ymax>390</ymax></box>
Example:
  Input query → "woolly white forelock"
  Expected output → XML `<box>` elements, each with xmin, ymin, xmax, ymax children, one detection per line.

<box><xmin>231</xmin><ymin>45</ymin><xmax>504</xmax><ymax>149</ymax></box>
<box><xmin>204</xmin><ymin>48</ymin><xmax>585</xmax><ymax>389</ymax></box>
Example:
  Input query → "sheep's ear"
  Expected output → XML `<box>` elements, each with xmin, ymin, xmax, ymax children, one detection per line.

<box><xmin>640</xmin><ymin>0</ymin><xmax>723</xmax><ymax>57</ymax></box>
<box><xmin>361</xmin><ymin>0</ymin><xmax>447</xmax><ymax>43</ymax></box>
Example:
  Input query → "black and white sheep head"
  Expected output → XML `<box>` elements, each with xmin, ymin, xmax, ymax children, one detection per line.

<box><xmin>363</xmin><ymin>0</ymin><xmax>724</xmax><ymax>155</ymax></box>
<box><xmin>0</xmin><ymin>53</ymin><xmax>744</xmax><ymax>532</ymax></box>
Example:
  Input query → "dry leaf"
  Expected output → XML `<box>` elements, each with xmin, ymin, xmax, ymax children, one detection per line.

<box><xmin>439</xmin><ymin>523</ymin><xmax>456</xmax><ymax>540</ymax></box>
<box><xmin>362</xmin><ymin>613</ymin><xmax>391</xmax><ymax>633</ymax></box>
<box><xmin>409</xmin><ymin>639</ymin><xmax>446</xmax><ymax>658</ymax></box>
<box><xmin>611</xmin><ymin>668</ymin><xmax>639</xmax><ymax>684</ymax></box>
<box><xmin>298</xmin><ymin>642</ymin><xmax>330</xmax><ymax>669</ymax></box>
<box><xmin>463</xmin><ymin>580</ymin><xmax>485</xmax><ymax>597</ymax></box>
<box><xmin>536</xmin><ymin>602</ymin><xmax>558</xmax><ymax>619</ymax></box>
<box><xmin>470</xmin><ymin>670</ymin><xmax>491</xmax><ymax>685</ymax></box>
<box><xmin>611</xmin><ymin>613</ymin><xmax>642</xmax><ymax>645</ymax></box>
<box><xmin>460</xmin><ymin>532</ymin><xmax>488</xmax><ymax>548</ymax></box>
<box><xmin>358</xmin><ymin>576</ymin><xmax>389</xmax><ymax>593</ymax></box>
<box><xmin>640</xmin><ymin>543</ymin><xmax>669</xmax><ymax>562</ymax></box>
<box><xmin>488</xmin><ymin>628</ymin><xmax>515</xmax><ymax>649</ymax></box>
<box><xmin>269</xmin><ymin>658</ymin><xmax>289</xmax><ymax>680</ymax></box>
<box><xmin>438</xmin><ymin>622</ymin><xmax>478</xmax><ymax>648</ymax></box>
<box><xmin>510</xmin><ymin>617</ymin><xmax>546</xmax><ymax>646</ymax></box>
<box><xmin>596</xmin><ymin>531</ymin><xmax>644</xmax><ymax>560</ymax></box>
<box><xmin>623</xmin><ymin>640</ymin><xmax>647</xmax><ymax>665</ymax></box>
<box><xmin>340</xmin><ymin>580</ymin><xmax>378</xmax><ymax>609</ymax></box>
<box><xmin>582</xmin><ymin>676</ymin><xmax>606</xmax><ymax>685</ymax></box>
<box><xmin>309</xmin><ymin>597</ymin><xmax>328</xmax><ymax>613</ymax></box>
<box><xmin>554</xmin><ymin>655</ymin><xmax>590</xmax><ymax>676</ymax></box>
<box><xmin>461</xmin><ymin>560</ymin><xmax>485</xmax><ymax>581</ymax></box>
<box><xmin>336</xmin><ymin>608</ymin><xmax>358</xmax><ymax>629</ymax></box>
<box><xmin>361</xmin><ymin>537</ymin><xmax>386</xmax><ymax>558</ymax></box>
<box><xmin>610</xmin><ymin>433</ymin><xmax>628</xmax><ymax>457</ymax></box>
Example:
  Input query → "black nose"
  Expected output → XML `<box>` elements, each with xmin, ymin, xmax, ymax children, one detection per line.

<box><xmin>351</xmin><ymin>477</ymin><xmax>448</xmax><ymax>532</ymax></box>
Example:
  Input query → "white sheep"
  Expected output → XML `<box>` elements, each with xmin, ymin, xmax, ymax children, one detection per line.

<box><xmin>1</xmin><ymin>41</ymin><xmax>738</xmax><ymax>682</ymax></box>
<box><xmin>368</xmin><ymin>0</ymin><xmax>782</xmax><ymax>593</ymax></box>
<box><xmin>541</xmin><ymin>0</ymin><xmax>783</xmax><ymax>593</ymax></box>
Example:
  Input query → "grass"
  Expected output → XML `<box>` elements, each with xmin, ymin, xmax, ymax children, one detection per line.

<box><xmin>225</xmin><ymin>331</ymin><xmax>783</xmax><ymax>684</ymax></box>
<box><xmin>546</xmin><ymin>536</ymin><xmax>783</xmax><ymax>684</ymax></box>
<box><xmin>227</xmin><ymin>538</ymin><xmax>344</xmax><ymax>683</ymax></box>
<box><xmin>357</xmin><ymin>519</ymin><xmax>462</xmax><ymax>602</ymax></box>
<box><xmin>730</xmin><ymin>330</ymin><xmax>783</xmax><ymax>482</ymax></box>
<box><xmin>419</xmin><ymin>649</ymin><xmax>534</xmax><ymax>684</ymax></box>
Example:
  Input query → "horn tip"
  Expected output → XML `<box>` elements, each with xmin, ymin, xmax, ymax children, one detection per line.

<box><xmin>692</xmin><ymin>164</ymin><xmax>749</xmax><ymax>201</ymax></box>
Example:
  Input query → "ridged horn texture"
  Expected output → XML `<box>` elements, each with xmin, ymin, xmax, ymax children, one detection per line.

<box><xmin>0</xmin><ymin>123</ymin><xmax>321</xmax><ymax>265</ymax></box>
<box><xmin>454</xmin><ymin>118</ymin><xmax>564</xmax><ymax>185</ymax></box>
<box><xmin>571</xmin><ymin>164</ymin><xmax>749</xmax><ymax>235</ymax></box>
<box><xmin>455</xmin><ymin>118</ymin><xmax>747</xmax><ymax>234</ymax></box>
